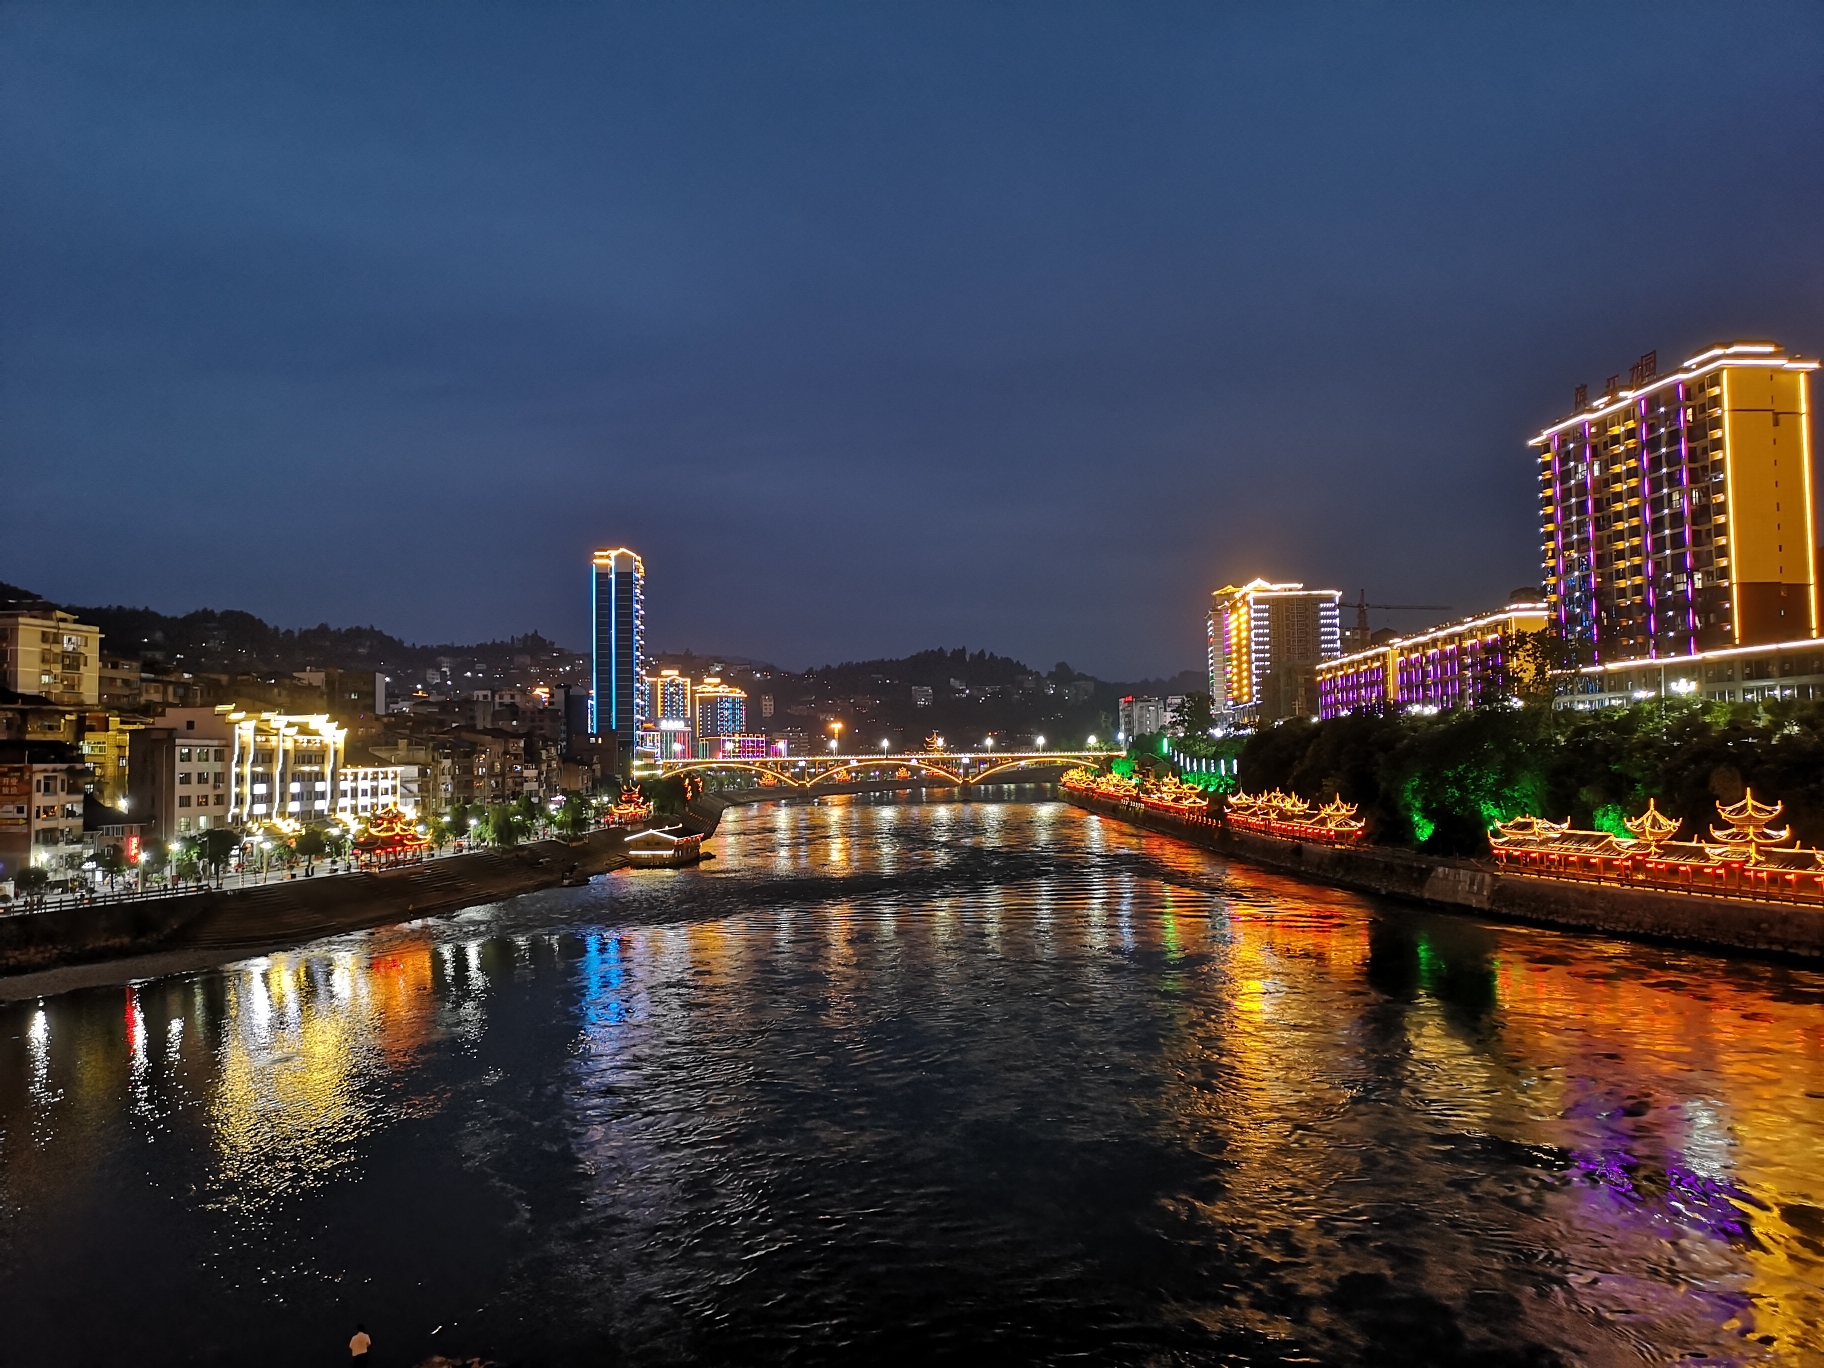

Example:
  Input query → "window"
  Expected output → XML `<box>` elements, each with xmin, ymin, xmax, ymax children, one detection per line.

<box><xmin>178</xmin><ymin>772</ymin><xmax>191</xmax><ymax>785</ymax></box>
<box><xmin>178</xmin><ymin>747</ymin><xmax>192</xmax><ymax>762</ymax></box>
<box><xmin>178</xmin><ymin>795</ymin><xmax>192</xmax><ymax>808</ymax></box>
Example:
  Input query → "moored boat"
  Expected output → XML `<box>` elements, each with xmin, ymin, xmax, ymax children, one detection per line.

<box><xmin>624</xmin><ymin>825</ymin><xmax>707</xmax><ymax>868</ymax></box>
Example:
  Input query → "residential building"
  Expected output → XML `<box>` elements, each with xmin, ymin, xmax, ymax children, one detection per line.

<box><xmin>1561</xmin><ymin>639</ymin><xmax>1824</xmax><ymax>710</ymax></box>
<box><xmin>911</xmin><ymin>686</ymin><xmax>932</xmax><ymax>707</ymax></box>
<box><xmin>0</xmin><ymin>610</ymin><xmax>100</xmax><ymax>706</ymax></box>
<box><xmin>590</xmin><ymin>547</ymin><xmax>645</xmax><ymax>767</ymax></box>
<box><xmin>129</xmin><ymin>711</ymin><xmax>234</xmax><ymax>843</ymax></box>
<box><xmin>99</xmin><ymin>655</ymin><xmax>143</xmax><ymax>711</ymax></box>
<box><xmin>1118</xmin><ymin>696</ymin><xmax>1167</xmax><ymax>738</ymax></box>
<box><xmin>335</xmin><ymin>765</ymin><xmax>408</xmax><ymax>818</ymax></box>
<box><xmin>366</xmin><ymin>739</ymin><xmax>437</xmax><ymax>815</ymax></box>
<box><xmin>300</xmin><ymin>669</ymin><xmax>388</xmax><ymax>732</ymax></box>
<box><xmin>77</xmin><ymin>711</ymin><xmax>137</xmax><ymax>809</ymax></box>
<box><xmin>694</xmin><ymin>677</ymin><xmax>746</xmax><ymax>738</ymax></box>
<box><xmin>0</xmin><ymin>740</ymin><xmax>89</xmax><ymax>882</ymax></box>
<box><xmin>1532</xmin><ymin>341</ymin><xmax>1818</xmax><ymax>662</ymax></box>
<box><xmin>639</xmin><ymin>668</ymin><xmax>692</xmax><ymax>761</ymax></box>
<box><xmin>769</xmin><ymin>727</ymin><xmax>810</xmax><ymax>756</ymax></box>
<box><xmin>1207</xmin><ymin>580</ymin><xmax>1343</xmax><ymax>725</ymax></box>
<box><xmin>1317</xmin><ymin>603</ymin><xmax>1550</xmax><ymax>719</ymax></box>
<box><xmin>0</xmin><ymin>687</ymin><xmax>76</xmax><ymax>744</ymax></box>
<box><xmin>696</xmin><ymin>733</ymin><xmax>768</xmax><ymax>760</ymax></box>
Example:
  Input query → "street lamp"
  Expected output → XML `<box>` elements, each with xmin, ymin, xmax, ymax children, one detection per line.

<box><xmin>880</xmin><ymin>739</ymin><xmax>891</xmax><ymax>753</ymax></box>
<box><xmin>1034</xmin><ymin>735</ymin><xmax>1045</xmax><ymax>749</ymax></box>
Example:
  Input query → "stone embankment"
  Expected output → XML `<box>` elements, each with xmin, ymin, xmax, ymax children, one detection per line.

<box><xmin>1067</xmin><ymin>789</ymin><xmax>1824</xmax><ymax>960</ymax></box>
<box><xmin>0</xmin><ymin>825</ymin><xmax>639</xmax><ymax>978</ymax></box>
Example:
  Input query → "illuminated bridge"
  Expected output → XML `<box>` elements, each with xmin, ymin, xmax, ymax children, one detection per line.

<box><xmin>651</xmin><ymin>750</ymin><xmax>1102</xmax><ymax>791</ymax></box>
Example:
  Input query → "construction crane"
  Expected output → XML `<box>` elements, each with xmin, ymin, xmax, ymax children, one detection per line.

<box><xmin>1350</xmin><ymin>590</ymin><xmax>1452</xmax><ymax>638</ymax></box>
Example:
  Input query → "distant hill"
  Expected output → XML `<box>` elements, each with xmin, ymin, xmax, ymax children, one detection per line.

<box><xmin>2</xmin><ymin>579</ymin><xmax>1202</xmax><ymax>697</ymax></box>
<box><xmin>0</xmin><ymin>579</ymin><xmax>577</xmax><ymax>677</ymax></box>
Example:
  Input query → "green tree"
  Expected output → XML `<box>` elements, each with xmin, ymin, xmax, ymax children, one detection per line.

<box><xmin>197</xmin><ymin>828</ymin><xmax>243</xmax><ymax>881</ymax></box>
<box><xmin>1169</xmin><ymin>693</ymin><xmax>1217</xmax><ymax>750</ymax></box>
<box><xmin>551</xmin><ymin>792</ymin><xmax>593</xmax><ymax>837</ymax></box>
<box><xmin>480</xmin><ymin>804</ymin><xmax>524</xmax><ymax>848</ymax></box>
<box><xmin>293</xmin><ymin>826</ymin><xmax>328</xmax><ymax>872</ymax></box>
<box><xmin>96</xmin><ymin>844</ymin><xmax>129</xmax><ymax>890</ymax></box>
<box><xmin>1499</xmin><ymin>629</ymin><xmax>1594</xmax><ymax>705</ymax></box>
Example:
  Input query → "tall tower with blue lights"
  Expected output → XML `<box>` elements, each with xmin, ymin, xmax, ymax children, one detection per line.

<box><xmin>590</xmin><ymin>547</ymin><xmax>645</xmax><ymax>768</ymax></box>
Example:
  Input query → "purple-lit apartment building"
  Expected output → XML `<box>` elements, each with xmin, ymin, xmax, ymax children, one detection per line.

<box><xmin>1320</xmin><ymin>340</ymin><xmax>1822</xmax><ymax>719</ymax></box>
<box><xmin>1316</xmin><ymin>603</ymin><xmax>1548</xmax><ymax>718</ymax></box>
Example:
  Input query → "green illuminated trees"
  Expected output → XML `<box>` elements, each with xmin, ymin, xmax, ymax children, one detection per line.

<box><xmin>1238</xmin><ymin>697</ymin><xmax>1824</xmax><ymax>856</ymax></box>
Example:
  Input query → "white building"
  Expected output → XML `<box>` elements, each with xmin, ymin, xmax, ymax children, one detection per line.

<box><xmin>336</xmin><ymin>765</ymin><xmax>409</xmax><ymax>818</ymax></box>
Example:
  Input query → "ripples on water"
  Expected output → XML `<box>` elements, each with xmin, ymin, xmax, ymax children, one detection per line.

<box><xmin>2</xmin><ymin>796</ymin><xmax>1822</xmax><ymax>1365</ymax></box>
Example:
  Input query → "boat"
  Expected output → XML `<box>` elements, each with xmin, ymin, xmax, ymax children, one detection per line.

<box><xmin>623</xmin><ymin>825</ymin><xmax>707</xmax><ymax>868</ymax></box>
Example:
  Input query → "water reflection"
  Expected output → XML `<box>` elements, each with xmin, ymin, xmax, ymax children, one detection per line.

<box><xmin>0</xmin><ymin>796</ymin><xmax>1819</xmax><ymax>1364</ymax></box>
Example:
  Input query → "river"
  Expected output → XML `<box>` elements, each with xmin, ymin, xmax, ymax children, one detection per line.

<box><xmin>2</xmin><ymin>795</ymin><xmax>1822</xmax><ymax>1365</ymax></box>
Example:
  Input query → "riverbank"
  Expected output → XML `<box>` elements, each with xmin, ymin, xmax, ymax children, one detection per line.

<box><xmin>0</xmin><ymin>825</ymin><xmax>637</xmax><ymax>987</ymax></box>
<box><xmin>1066</xmin><ymin>789</ymin><xmax>1824</xmax><ymax>960</ymax></box>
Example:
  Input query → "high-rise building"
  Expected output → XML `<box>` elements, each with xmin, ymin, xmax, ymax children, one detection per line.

<box><xmin>694</xmin><ymin>677</ymin><xmax>746</xmax><ymax>738</ymax></box>
<box><xmin>1532</xmin><ymin>341</ymin><xmax>1817</xmax><ymax>662</ymax></box>
<box><xmin>638</xmin><ymin>667</ymin><xmax>692</xmax><ymax>763</ymax></box>
<box><xmin>1207</xmin><ymin>580</ymin><xmax>1342</xmax><ymax>725</ymax></box>
<box><xmin>590</xmin><ymin>548</ymin><xmax>645</xmax><ymax>765</ymax></box>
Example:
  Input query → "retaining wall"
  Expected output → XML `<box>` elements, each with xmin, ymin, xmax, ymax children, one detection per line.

<box><xmin>0</xmin><ymin>826</ymin><xmax>634</xmax><ymax>976</ymax></box>
<box><xmin>1068</xmin><ymin>791</ymin><xmax>1824</xmax><ymax>960</ymax></box>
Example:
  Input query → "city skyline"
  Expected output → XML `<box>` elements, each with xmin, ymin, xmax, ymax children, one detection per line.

<box><xmin>6</xmin><ymin>5</ymin><xmax>1823</xmax><ymax>677</ymax></box>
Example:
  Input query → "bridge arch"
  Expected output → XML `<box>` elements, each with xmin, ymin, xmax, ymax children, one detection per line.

<box><xmin>656</xmin><ymin>759</ymin><xmax>807</xmax><ymax>788</ymax></box>
<box><xmin>804</xmin><ymin>757</ymin><xmax>965</xmax><ymax>787</ymax></box>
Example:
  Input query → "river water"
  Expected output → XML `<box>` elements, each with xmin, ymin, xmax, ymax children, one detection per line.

<box><xmin>2</xmin><ymin>796</ymin><xmax>1822</xmax><ymax>1366</ymax></box>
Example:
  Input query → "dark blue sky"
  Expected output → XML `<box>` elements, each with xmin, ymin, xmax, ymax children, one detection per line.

<box><xmin>5</xmin><ymin>4</ymin><xmax>1821</xmax><ymax>676</ymax></box>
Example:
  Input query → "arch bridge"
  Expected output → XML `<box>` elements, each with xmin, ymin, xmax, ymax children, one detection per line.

<box><xmin>651</xmin><ymin>750</ymin><xmax>1101</xmax><ymax>791</ymax></box>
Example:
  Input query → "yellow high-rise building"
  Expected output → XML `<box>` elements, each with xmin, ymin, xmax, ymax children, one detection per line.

<box><xmin>1531</xmin><ymin>341</ymin><xmax>1817</xmax><ymax>661</ymax></box>
<box><xmin>1207</xmin><ymin>580</ymin><xmax>1342</xmax><ymax>725</ymax></box>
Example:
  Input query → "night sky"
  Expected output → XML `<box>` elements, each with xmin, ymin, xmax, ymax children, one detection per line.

<box><xmin>5</xmin><ymin>5</ymin><xmax>1821</xmax><ymax>677</ymax></box>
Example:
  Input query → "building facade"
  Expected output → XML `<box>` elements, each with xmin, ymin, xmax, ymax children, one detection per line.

<box><xmin>590</xmin><ymin>547</ymin><xmax>645</xmax><ymax>766</ymax></box>
<box><xmin>1316</xmin><ymin>603</ymin><xmax>1549</xmax><ymax>719</ymax></box>
<box><xmin>693</xmin><ymin>678</ymin><xmax>746</xmax><ymax>739</ymax></box>
<box><xmin>1118</xmin><ymin>695</ymin><xmax>1167</xmax><ymax>739</ymax></box>
<box><xmin>128</xmin><ymin>713</ymin><xmax>233</xmax><ymax>843</ymax></box>
<box><xmin>0</xmin><ymin>610</ymin><xmax>100</xmax><ymax>707</ymax></box>
<box><xmin>335</xmin><ymin>765</ymin><xmax>408</xmax><ymax>818</ymax></box>
<box><xmin>0</xmin><ymin>740</ymin><xmax>89</xmax><ymax>881</ymax></box>
<box><xmin>1532</xmin><ymin>341</ymin><xmax>1818</xmax><ymax>663</ymax></box>
<box><xmin>1560</xmin><ymin>638</ymin><xmax>1824</xmax><ymax>710</ymax></box>
<box><xmin>1207</xmin><ymin>580</ymin><xmax>1342</xmax><ymax>725</ymax></box>
<box><xmin>696</xmin><ymin>733</ymin><xmax>769</xmax><ymax>760</ymax></box>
